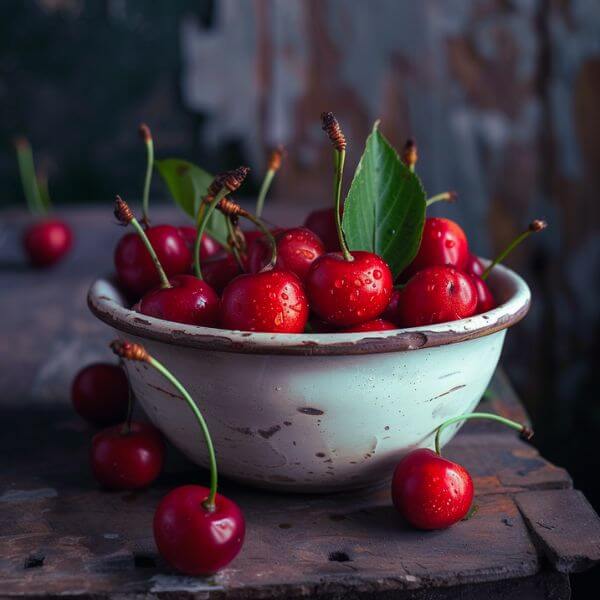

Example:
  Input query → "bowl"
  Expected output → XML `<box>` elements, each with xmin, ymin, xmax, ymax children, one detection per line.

<box><xmin>88</xmin><ymin>263</ymin><xmax>530</xmax><ymax>493</ymax></box>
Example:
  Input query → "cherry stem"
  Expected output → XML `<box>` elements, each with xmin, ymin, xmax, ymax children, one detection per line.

<box><xmin>426</xmin><ymin>191</ymin><xmax>456</xmax><ymax>208</ymax></box>
<box><xmin>194</xmin><ymin>187</ymin><xmax>229</xmax><ymax>279</ymax></box>
<box><xmin>481</xmin><ymin>222</ymin><xmax>546</xmax><ymax>281</ymax></box>
<box><xmin>141</xmin><ymin>133</ymin><xmax>154</xmax><ymax>226</ymax></box>
<box><xmin>147</xmin><ymin>355</ymin><xmax>218</xmax><ymax>511</ymax></box>
<box><xmin>434</xmin><ymin>412</ymin><xmax>532</xmax><ymax>456</ymax></box>
<box><xmin>243</xmin><ymin>212</ymin><xmax>277</xmax><ymax>270</ymax></box>
<box><xmin>15</xmin><ymin>138</ymin><xmax>45</xmax><ymax>216</ymax></box>
<box><xmin>226</xmin><ymin>217</ymin><xmax>246</xmax><ymax>271</ymax></box>
<box><xmin>333</xmin><ymin>149</ymin><xmax>352</xmax><ymax>261</ymax></box>
<box><xmin>129</xmin><ymin>217</ymin><xmax>171</xmax><ymax>289</ymax></box>
<box><xmin>255</xmin><ymin>168</ymin><xmax>276</xmax><ymax>219</ymax></box>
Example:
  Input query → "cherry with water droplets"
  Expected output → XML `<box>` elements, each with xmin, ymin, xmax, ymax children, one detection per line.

<box><xmin>220</xmin><ymin>270</ymin><xmax>309</xmax><ymax>333</ymax></box>
<box><xmin>90</xmin><ymin>421</ymin><xmax>165</xmax><ymax>490</ymax></box>
<box><xmin>114</xmin><ymin>225</ymin><xmax>191</xmax><ymax>297</ymax></box>
<box><xmin>23</xmin><ymin>218</ymin><xmax>73</xmax><ymax>267</ymax></box>
<box><xmin>340</xmin><ymin>318</ymin><xmax>396</xmax><ymax>333</ymax></box>
<box><xmin>154</xmin><ymin>485</ymin><xmax>245</xmax><ymax>575</ymax></box>
<box><xmin>306</xmin><ymin>251</ymin><xmax>393</xmax><ymax>327</ymax></box>
<box><xmin>395</xmin><ymin>266</ymin><xmax>477</xmax><ymax>327</ymax></box>
<box><xmin>304</xmin><ymin>208</ymin><xmax>340</xmax><ymax>252</ymax></box>
<box><xmin>248</xmin><ymin>227</ymin><xmax>325</xmax><ymax>281</ymax></box>
<box><xmin>391</xmin><ymin>448</ymin><xmax>474</xmax><ymax>530</ymax></box>
<box><xmin>137</xmin><ymin>274</ymin><xmax>219</xmax><ymax>327</ymax></box>
<box><xmin>72</xmin><ymin>363</ymin><xmax>129</xmax><ymax>426</ymax></box>
<box><xmin>403</xmin><ymin>217</ymin><xmax>469</xmax><ymax>279</ymax></box>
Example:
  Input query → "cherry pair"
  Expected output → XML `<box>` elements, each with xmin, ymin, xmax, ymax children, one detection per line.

<box><xmin>391</xmin><ymin>413</ymin><xmax>533</xmax><ymax>529</ymax></box>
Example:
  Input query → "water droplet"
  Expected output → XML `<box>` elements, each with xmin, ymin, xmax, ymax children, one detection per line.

<box><xmin>334</xmin><ymin>279</ymin><xmax>344</xmax><ymax>288</ymax></box>
<box><xmin>281</xmin><ymin>292</ymin><xmax>289</xmax><ymax>300</ymax></box>
<box><xmin>445</xmin><ymin>239</ymin><xmax>455</xmax><ymax>248</ymax></box>
<box><xmin>373</xmin><ymin>270</ymin><xmax>382</xmax><ymax>280</ymax></box>
<box><xmin>354</xmin><ymin>279</ymin><xmax>362</xmax><ymax>287</ymax></box>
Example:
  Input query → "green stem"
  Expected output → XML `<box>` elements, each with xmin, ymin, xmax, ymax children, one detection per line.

<box><xmin>426</xmin><ymin>191</ymin><xmax>455</xmax><ymax>207</ymax></box>
<box><xmin>194</xmin><ymin>188</ymin><xmax>229</xmax><ymax>279</ymax></box>
<box><xmin>129</xmin><ymin>217</ymin><xmax>170</xmax><ymax>289</ymax></box>
<box><xmin>243</xmin><ymin>212</ymin><xmax>277</xmax><ymax>270</ymax></box>
<box><xmin>408</xmin><ymin>163</ymin><xmax>415</xmax><ymax>174</ymax></box>
<box><xmin>226</xmin><ymin>217</ymin><xmax>246</xmax><ymax>271</ymax></box>
<box><xmin>141</xmin><ymin>136</ymin><xmax>154</xmax><ymax>225</ymax></box>
<box><xmin>15</xmin><ymin>139</ymin><xmax>44</xmax><ymax>215</ymax></box>
<box><xmin>255</xmin><ymin>168</ymin><xmax>275</xmax><ymax>219</ymax></box>
<box><xmin>481</xmin><ymin>230</ymin><xmax>534</xmax><ymax>281</ymax></box>
<box><xmin>333</xmin><ymin>149</ymin><xmax>352</xmax><ymax>261</ymax></box>
<box><xmin>148</xmin><ymin>356</ymin><xmax>218</xmax><ymax>510</ymax></box>
<box><xmin>434</xmin><ymin>412</ymin><xmax>530</xmax><ymax>456</ymax></box>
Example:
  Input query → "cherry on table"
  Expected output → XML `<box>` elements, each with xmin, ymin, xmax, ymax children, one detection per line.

<box><xmin>248</xmin><ymin>227</ymin><xmax>325</xmax><ymax>281</ymax></box>
<box><xmin>340</xmin><ymin>318</ymin><xmax>397</xmax><ymax>332</ymax></box>
<box><xmin>391</xmin><ymin>448</ymin><xmax>474</xmax><ymax>530</ymax></box>
<box><xmin>306</xmin><ymin>251</ymin><xmax>393</xmax><ymax>327</ymax></box>
<box><xmin>304</xmin><ymin>208</ymin><xmax>340</xmax><ymax>252</ymax></box>
<box><xmin>395</xmin><ymin>266</ymin><xmax>477</xmax><ymax>327</ymax></box>
<box><xmin>114</xmin><ymin>225</ymin><xmax>191</xmax><ymax>297</ymax></box>
<box><xmin>90</xmin><ymin>422</ymin><xmax>165</xmax><ymax>490</ymax></box>
<box><xmin>23</xmin><ymin>218</ymin><xmax>73</xmax><ymax>267</ymax></box>
<box><xmin>154</xmin><ymin>484</ymin><xmax>245</xmax><ymax>576</ymax></box>
<box><xmin>178</xmin><ymin>226</ymin><xmax>221</xmax><ymax>261</ymax></box>
<box><xmin>72</xmin><ymin>362</ymin><xmax>129</xmax><ymax>426</ymax></box>
<box><xmin>136</xmin><ymin>274</ymin><xmax>219</xmax><ymax>327</ymax></box>
<box><xmin>402</xmin><ymin>217</ymin><xmax>469</xmax><ymax>279</ymax></box>
<box><xmin>220</xmin><ymin>270</ymin><xmax>309</xmax><ymax>333</ymax></box>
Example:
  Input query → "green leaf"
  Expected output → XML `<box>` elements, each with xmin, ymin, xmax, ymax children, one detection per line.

<box><xmin>155</xmin><ymin>158</ymin><xmax>229</xmax><ymax>246</ymax></box>
<box><xmin>342</xmin><ymin>122</ymin><xmax>426</xmax><ymax>278</ymax></box>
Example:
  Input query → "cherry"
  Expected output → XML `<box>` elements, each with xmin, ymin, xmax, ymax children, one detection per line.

<box><xmin>72</xmin><ymin>363</ymin><xmax>129</xmax><ymax>426</ymax></box>
<box><xmin>220</xmin><ymin>270</ymin><xmax>309</xmax><ymax>333</ymax></box>
<box><xmin>178</xmin><ymin>226</ymin><xmax>221</xmax><ymax>261</ymax></box>
<box><xmin>248</xmin><ymin>227</ymin><xmax>325</xmax><ymax>281</ymax></box>
<box><xmin>90</xmin><ymin>421</ymin><xmax>165</xmax><ymax>490</ymax></box>
<box><xmin>396</xmin><ymin>266</ymin><xmax>477</xmax><ymax>327</ymax></box>
<box><xmin>22</xmin><ymin>218</ymin><xmax>73</xmax><ymax>267</ymax></box>
<box><xmin>202</xmin><ymin>253</ymin><xmax>244</xmax><ymax>294</ymax></box>
<box><xmin>382</xmin><ymin>288</ymin><xmax>402</xmax><ymax>324</ymax></box>
<box><xmin>154</xmin><ymin>485</ymin><xmax>245</xmax><ymax>575</ymax></box>
<box><xmin>465</xmin><ymin>253</ymin><xmax>485</xmax><ymax>277</ymax></box>
<box><xmin>112</xmin><ymin>339</ymin><xmax>246</xmax><ymax>575</ymax></box>
<box><xmin>340</xmin><ymin>318</ymin><xmax>396</xmax><ymax>332</ymax></box>
<box><xmin>137</xmin><ymin>274</ymin><xmax>219</xmax><ymax>327</ymax></box>
<box><xmin>470</xmin><ymin>275</ymin><xmax>496</xmax><ymax>314</ymax></box>
<box><xmin>304</xmin><ymin>208</ymin><xmax>340</xmax><ymax>252</ymax></box>
<box><xmin>114</xmin><ymin>225</ymin><xmax>191</xmax><ymax>297</ymax></box>
<box><xmin>403</xmin><ymin>217</ymin><xmax>469</xmax><ymax>279</ymax></box>
<box><xmin>392</xmin><ymin>448</ymin><xmax>474</xmax><ymax>530</ymax></box>
<box><xmin>306</xmin><ymin>251</ymin><xmax>393</xmax><ymax>327</ymax></box>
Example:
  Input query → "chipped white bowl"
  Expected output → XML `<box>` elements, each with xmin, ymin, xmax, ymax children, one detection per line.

<box><xmin>88</xmin><ymin>262</ymin><xmax>530</xmax><ymax>493</ymax></box>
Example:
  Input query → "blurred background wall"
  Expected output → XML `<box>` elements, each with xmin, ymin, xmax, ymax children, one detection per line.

<box><xmin>1</xmin><ymin>0</ymin><xmax>598</xmax><ymax>546</ymax></box>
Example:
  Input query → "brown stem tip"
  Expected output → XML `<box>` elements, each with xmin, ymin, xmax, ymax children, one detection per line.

<box><xmin>267</xmin><ymin>145</ymin><xmax>285</xmax><ymax>171</ymax></box>
<box><xmin>114</xmin><ymin>195</ymin><xmax>134</xmax><ymax>224</ymax></box>
<box><xmin>529</xmin><ymin>219</ymin><xmax>547</xmax><ymax>232</ymax></box>
<box><xmin>321</xmin><ymin>112</ymin><xmax>346</xmax><ymax>151</ymax></box>
<box><xmin>520</xmin><ymin>426</ymin><xmax>534</xmax><ymax>441</ymax></box>
<box><xmin>402</xmin><ymin>138</ymin><xmax>418</xmax><ymax>168</ymax></box>
<box><xmin>138</xmin><ymin>123</ymin><xmax>152</xmax><ymax>143</ymax></box>
<box><xmin>217</xmin><ymin>198</ymin><xmax>247</xmax><ymax>218</ymax></box>
<box><xmin>110</xmin><ymin>340</ymin><xmax>149</xmax><ymax>362</ymax></box>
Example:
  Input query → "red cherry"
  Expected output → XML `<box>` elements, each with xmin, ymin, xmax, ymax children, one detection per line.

<box><xmin>248</xmin><ymin>227</ymin><xmax>325</xmax><ymax>281</ymax></box>
<box><xmin>114</xmin><ymin>225</ymin><xmax>191</xmax><ymax>296</ymax></box>
<box><xmin>396</xmin><ymin>266</ymin><xmax>477</xmax><ymax>327</ymax></box>
<box><xmin>22</xmin><ymin>218</ymin><xmax>73</xmax><ymax>267</ymax></box>
<box><xmin>72</xmin><ymin>363</ymin><xmax>129</xmax><ymax>426</ymax></box>
<box><xmin>178</xmin><ymin>226</ymin><xmax>221</xmax><ymax>261</ymax></box>
<box><xmin>341</xmin><ymin>319</ymin><xmax>396</xmax><ymax>332</ymax></box>
<box><xmin>304</xmin><ymin>208</ymin><xmax>340</xmax><ymax>252</ymax></box>
<box><xmin>154</xmin><ymin>484</ymin><xmax>245</xmax><ymax>575</ymax></box>
<box><xmin>403</xmin><ymin>217</ymin><xmax>469</xmax><ymax>279</ymax></box>
<box><xmin>90</xmin><ymin>422</ymin><xmax>165</xmax><ymax>490</ymax></box>
<box><xmin>202</xmin><ymin>253</ymin><xmax>245</xmax><ymax>294</ymax></box>
<box><xmin>306</xmin><ymin>251</ymin><xmax>393</xmax><ymax>327</ymax></box>
<box><xmin>465</xmin><ymin>253</ymin><xmax>485</xmax><ymax>277</ymax></box>
<box><xmin>382</xmin><ymin>288</ymin><xmax>402</xmax><ymax>324</ymax></box>
<box><xmin>470</xmin><ymin>275</ymin><xmax>496</xmax><ymax>314</ymax></box>
<box><xmin>220</xmin><ymin>270</ymin><xmax>309</xmax><ymax>333</ymax></box>
<box><xmin>137</xmin><ymin>274</ymin><xmax>219</xmax><ymax>327</ymax></box>
<box><xmin>391</xmin><ymin>448</ymin><xmax>474</xmax><ymax>530</ymax></box>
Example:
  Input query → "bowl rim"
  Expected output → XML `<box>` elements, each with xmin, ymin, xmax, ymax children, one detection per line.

<box><xmin>88</xmin><ymin>262</ymin><xmax>530</xmax><ymax>356</ymax></box>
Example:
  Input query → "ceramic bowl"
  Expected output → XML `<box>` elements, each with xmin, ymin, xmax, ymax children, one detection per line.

<box><xmin>88</xmin><ymin>263</ymin><xmax>530</xmax><ymax>493</ymax></box>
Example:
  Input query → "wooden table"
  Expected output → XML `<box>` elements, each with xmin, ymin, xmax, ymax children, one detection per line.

<box><xmin>1</xmin><ymin>207</ymin><xmax>599</xmax><ymax>599</ymax></box>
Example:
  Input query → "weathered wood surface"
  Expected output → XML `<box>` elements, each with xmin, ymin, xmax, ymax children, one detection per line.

<box><xmin>0</xmin><ymin>207</ymin><xmax>597</xmax><ymax>598</ymax></box>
